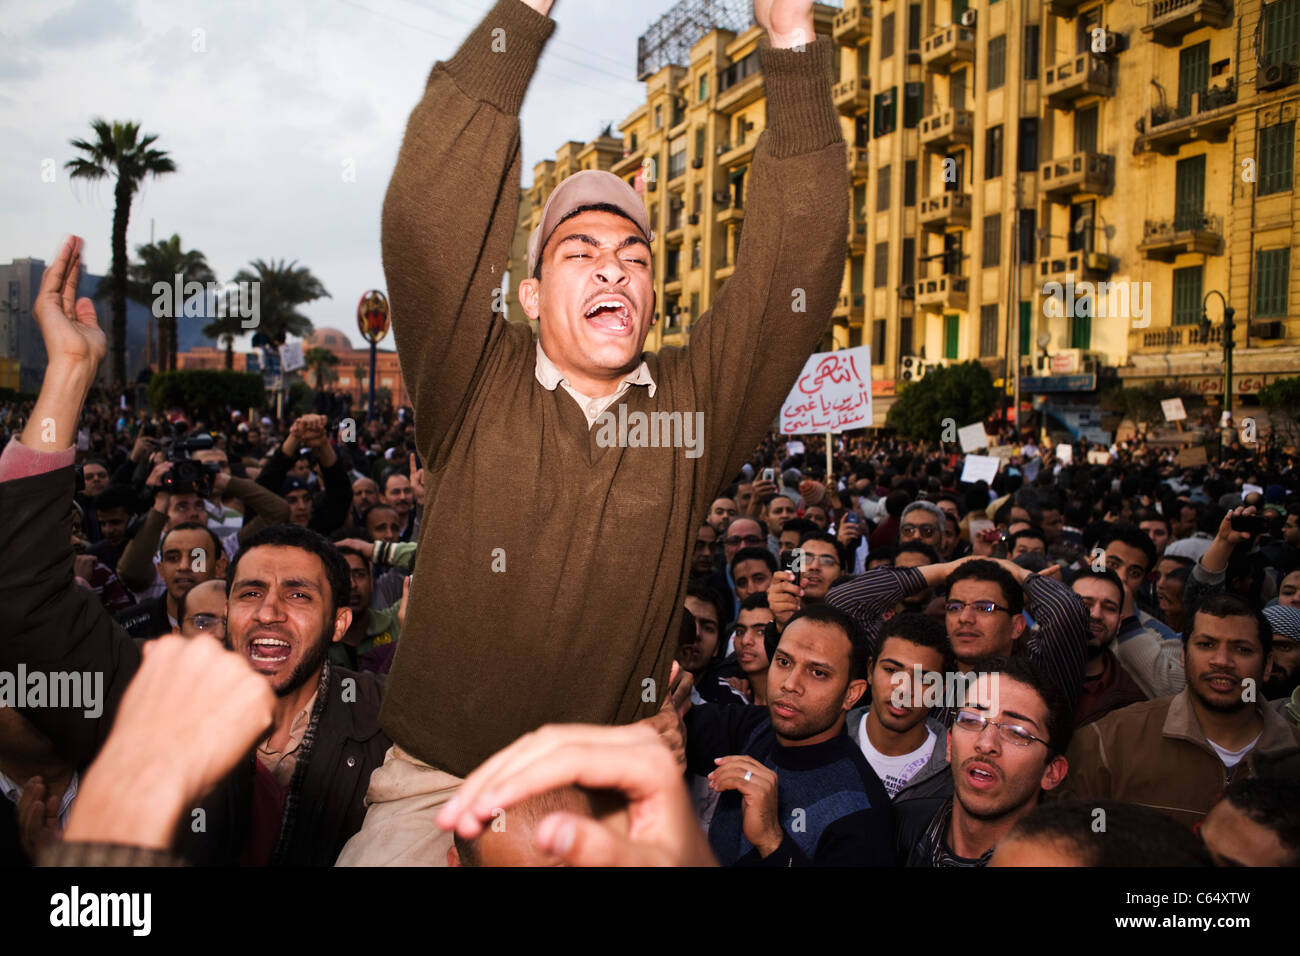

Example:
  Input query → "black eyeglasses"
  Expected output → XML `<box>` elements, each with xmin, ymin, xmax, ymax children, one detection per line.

<box><xmin>944</xmin><ymin>600</ymin><xmax>1012</xmax><ymax>616</ymax></box>
<box><xmin>900</xmin><ymin>524</ymin><xmax>938</xmax><ymax>539</ymax></box>
<box><xmin>953</xmin><ymin>709</ymin><xmax>1047</xmax><ymax>748</ymax></box>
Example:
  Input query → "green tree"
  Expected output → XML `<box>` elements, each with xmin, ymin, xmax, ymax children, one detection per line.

<box><xmin>147</xmin><ymin>370</ymin><xmax>265</xmax><ymax>421</ymax></box>
<box><xmin>304</xmin><ymin>347</ymin><xmax>340</xmax><ymax>389</ymax></box>
<box><xmin>1258</xmin><ymin>376</ymin><xmax>1300</xmax><ymax>409</ymax></box>
<box><xmin>203</xmin><ymin>258</ymin><xmax>329</xmax><ymax>369</ymax></box>
<box><xmin>66</xmin><ymin>118</ymin><xmax>177</xmax><ymax>384</ymax></box>
<box><xmin>887</xmin><ymin>360</ymin><xmax>998</xmax><ymax>440</ymax></box>
<box><xmin>112</xmin><ymin>234</ymin><xmax>215</xmax><ymax>372</ymax></box>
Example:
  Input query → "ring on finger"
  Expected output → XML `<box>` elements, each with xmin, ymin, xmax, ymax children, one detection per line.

<box><xmin>743</xmin><ymin>770</ymin><xmax>753</xmax><ymax>782</ymax></box>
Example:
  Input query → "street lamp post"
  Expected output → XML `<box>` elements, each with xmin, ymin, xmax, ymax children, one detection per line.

<box><xmin>1201</xmin><ymin>290</ymin><xmax>1235</xmax><ymax>416</ymax></box>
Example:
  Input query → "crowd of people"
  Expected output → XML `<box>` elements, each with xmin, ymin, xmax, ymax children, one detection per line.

<box><xmin>2</xmin><ymin>0</ymin><xmax>1298</xmax><ymax>872</ymax></box>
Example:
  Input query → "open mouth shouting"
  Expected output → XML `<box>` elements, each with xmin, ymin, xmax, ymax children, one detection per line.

<box><xmin>583</xmin><ymin>294</ymin><xmax>634</xmax><ymax>335</ymax></box>
<box><xmin>247</xmin><ymin>630</ymin><xmax>294</xmax><ymax>673</ymax></box>
<box><xmin>962</xmin><ymin>758</ymin><xmax>1002</xmax><ymax>791</ymax></box>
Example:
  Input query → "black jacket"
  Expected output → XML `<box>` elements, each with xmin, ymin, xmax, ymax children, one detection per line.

<box><xmin>0</xmin><ymin>465</ymin><xmax>389</xmax><ymax>866</ymax></box>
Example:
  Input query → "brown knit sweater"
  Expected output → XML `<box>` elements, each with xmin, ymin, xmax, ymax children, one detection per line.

<box><xmin>380</xmin><ymin>0</ymin><xmax>849</xmax><ymax>776</ymax></box>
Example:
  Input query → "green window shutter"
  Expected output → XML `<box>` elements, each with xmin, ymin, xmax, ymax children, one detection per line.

<box><xmin>1070</xmin><ymin>298</ymin><xmax>1092</xmax><ymax>349</ymax></box>
<box><xmin>1262</xmin><ymin>0</ymin><xmax>1300</xmax><ymax>66</ymax></box>
<box><xmin>987</xmin><ymin>35</ymin><xmax>1007</xmax><ymax>91</ymax></box>
<box><xmin>1074</xmin><ymin>107</ymin><xmax>1098</xmax><ymax>154</ymax></box>
<box><xmin>1256</xmin><ymin>248</ymin><xmax>1291</xmax><ymax>317</ymax></box>
<box><xmin>1174</xmin><ymin>155</ymin><xmax>1206</xmax><ymax>230</ymax></box>
<box><xmin>1177</xmin><ymin>42</ymin><xmax>1209</xmax><ymax>116</ymax></box>
<box><xmin>1259</xmin><ymin>122</ymin><xmax>1295</xmax><ymax>196</ymax></box>
<box><xmin>1172</xmin><ymin>266</ymin><xmax>1203</xmax><ymax>326</ymax></box>
<box><xmin>1019</xmin><ymin>301</ymin><xmax>1032</xmax><ymax>355</ymax></box>
<box><xmin>944</xmin><ymin>313</ymin><xmax>960</xmax><ymax>358</ymax></box>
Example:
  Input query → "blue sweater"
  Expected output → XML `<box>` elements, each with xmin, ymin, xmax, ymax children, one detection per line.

<box><xmin>686</xmin><ymin>704</ymin><xmax>895</xmax><ymax>866</ymax></box>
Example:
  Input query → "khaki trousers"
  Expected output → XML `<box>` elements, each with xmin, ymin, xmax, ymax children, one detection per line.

<box><xmin>334</xmin><ymin>745</ymin><xmax>463</xmax><ymax>866</ymax></box>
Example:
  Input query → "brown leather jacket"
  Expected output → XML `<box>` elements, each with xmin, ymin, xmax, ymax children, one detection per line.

<box><xmin>1060</xmin><ymin>689</ymin><xmax>1300</xmax><ymax>827</ymax></box>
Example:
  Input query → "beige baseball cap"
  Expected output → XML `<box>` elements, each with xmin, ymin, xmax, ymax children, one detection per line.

<box><xmin>525</xmin><ymin>169</ymin><xmax>655</xmax><ymax>277</ymax></box>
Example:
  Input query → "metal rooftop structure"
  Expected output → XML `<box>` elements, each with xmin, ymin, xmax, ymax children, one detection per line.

<box><xmin>635</xmin><ymin>0</ymin><xmax>754</xmax><ymax>81</ymax></box>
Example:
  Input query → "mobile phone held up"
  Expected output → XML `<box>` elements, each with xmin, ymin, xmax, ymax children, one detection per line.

<box><xmin>779</xmin><ymin>548</ymin><xmax>802</xmax><ymax>587</ymax></box>
<box><xmin>761</xmin><ymin>467</ymin><xmax>776</xmax><ymax>484</ymax></box>
<box><xmin>1230</xmin><ymin>514</ymin><xmax>1267</xmax><ymax>536</ymax></box>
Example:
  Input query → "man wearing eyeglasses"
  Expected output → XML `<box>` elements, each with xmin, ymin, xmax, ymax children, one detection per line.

<box><xmin>898</xmin><ymin>502</ymin><xmax>944</xmax><ymax>549</ymax></box>
<box><xmin>895</xmin><ymin>657</ymin><xmax>1072</xmax><ymax>866</ymax></box>
<box><xmin>178</xmin><ymin>580</ymin><xmax>229</xmax><ymax>640</ymax></box>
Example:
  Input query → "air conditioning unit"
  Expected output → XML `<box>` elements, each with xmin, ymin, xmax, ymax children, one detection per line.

<box><xmin>1094</xmin><ymin>31</ymin><xmax>1120</xmax><ymax>55</ymax></box>
<box><xmin>960</xmin><ymin>9</ymin><xmax>977</xmax><ymax>27</ymax></box>
<box><xmin>688</xmin><ymin>213</ymin><xmax>700</xmax><ymax>225</ymax></box>
<box><xmin>1085</xmin><ymin>252</ymin><xmax>1111</xmax><ymax>272</ymax></box>
<box><xmin>1251</xmin><ymin>319</ymin><xmax>1284</xmax><ymax>339</ymax></box>
<box><xmin>900</xmin><ymin>354</ymin><xmax>927</xmax><ymax>381</ymax></box>
<box><xmin>900</xmin><ymin>283</ymin><xmax>916</xmax><ymax>300</ymax></box>
<box><xmin>647</xmin><ymin>181</ymin><xmax>657</xmax><ymax>192</ymax></box>
<box><xmin>1257</xmin><ymin>62</ymin><xmax>1298</xmax><ymax>92</ymax></box>
<box><xmin>691</xmin><ymin>156</ymin><xmax>704</xmax><ymax>169</ymax></box>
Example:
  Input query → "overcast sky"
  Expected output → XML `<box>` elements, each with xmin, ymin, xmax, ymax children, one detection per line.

<box><xmin>0</xmin><ymin>0</ymin><xmax>699</xmax><ymax>349</ymax></box>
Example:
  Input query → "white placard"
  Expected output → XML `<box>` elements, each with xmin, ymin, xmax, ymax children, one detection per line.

<box><xmin>1161</xmin><ymin>398</ymin><xmax>1187</xmax><ymax>422</ymax></box>
<box><xmin>1242</xmin><ymin>483</ymin><xmax>1264</xmax><ymax>498</ymax></box>
<box><xmin>960</xmin><ymin>454</ymin><xmax>1001</xmax><ymax>485</ymax></box>
<box><xmin>779</xmin><ymin>347</ymin><xmax>873</xmax><ymax>434</ymax></box>
<box><xmin>1055</xmin><ymin>443</ymin><xmax>1074</xmax><ymax>464</ymax></box>
<box><xmin>958</xmin><ymin>422</ymin><xmax>989</xmax><ymax>453</ymax></box>
<box><xmin>786</xmin><ymin>441</ymin><xmax>806</xmax><ymax>456</ymax></box>
<box><xmin>1087</xmin><ymin>449</ymin><xmax>1111</xmax><ymax>465</ymax></box>
<box><xmin>279</xmin><ymin>340</ymin><xmax>305</xmax><ymax>373</ymax></box>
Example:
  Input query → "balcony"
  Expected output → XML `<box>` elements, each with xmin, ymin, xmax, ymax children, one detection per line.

<box><xmin>833</xmin><ymin>2</ymin><xmax>872</xmax><ymax>45</ymax></box>
<box><xmin>717</xmin><ymin>138</ymin><xmax>756</xmax><ymax>168</ymax></box>
<box><xmin>836</xmin><ymin>292</ymin><xmax>867</xmax><ymax>324</ymax></box>
<box><xmin>918</xmin><ymin>191</ymin><xmax>972</xmax><ymax>231</ymax></box>
<box><xmin>1135</xmin><ymin>83</ymin><xmax>1237</xmax><ymax>155</ymax></box>
<box><xmin>1040</xmin><ymin>151</ymin><xmax>1114</xmax><ymax>202</ymax></box>
<box><xmin>1138</xmin><ymin>213</ymin><xmax>1223</xmax><ymax>261</ymax></box>
<box><xmin>716</xmin><ymin>70</ymin><xmax>765</xmax><ymax>113</ymax></box>
<box><xmin>716</xmin><ymin>201</ymin><xmax>745</xmax><ymax>226</ymax></box>
<box><xmin>833</xmin><ymin>76</ymin><xmax>872</xmax><ymax>115</ymax></box>
<box><xmin>1128</xmin><ymin>323</ymin><xmax>1223</xmax><ymax>352</ymax></box>
<box><xmin>848</xmin><ymin>217</ymin><xmax>867</xmax><ymax>255</ymax></box>
<box><xmin>1044</xmin><ymin>54</ymin><xmax>1117</xmax><ymax>110</ymax></box>
<box><xmin>919</xmin><ymin>107</ymin><xmax>974</xmax><ymax>151</ymax></box>
<box><xmin>1036</xmin><ymin>249</ymin><xmax>1113</xmax><ymax>290</ymax></box>
<box><xmin>1141</xmin><ymin>0</ymin><xmax>1232</xmax><ymax>47</ymax></box>
<box><xmin>922</xmin><ymin>25</ymin><xmax>975</xmax><ymax>71</ymax></box>
<box><xmin>848</xmin><ymin>146</ymin><xmax>870</xmax><ymax>181</ymax></box>
<box><xmin>916</xmin><ymin>273</ymin><xmax>969</xmax><ymax>312</ymax></box>
<box><xmin>1046</xmin><ymin>0</ymin><xmax>1092</xmax><ymax>17</ymax></box>
<box><xmin>610</xmin><ymin>149</ymin><xmax>644</xmax><ymax>178</ymax></box>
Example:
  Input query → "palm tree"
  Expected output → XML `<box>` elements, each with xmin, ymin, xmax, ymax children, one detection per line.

<box><xmin>203</xmin><ymin>258</ymin><xmax>330</xmax><ymax>370</ymax></box>
<box><xmin>66</xmin><ymin>118</ymin><xmax>177</xmax><ymax>384</ymax></box>
<box><xmin>305</xmin><ymin>347</ymin><xmax>340</xmax><ymax>389</ymax></box>
<box><xmin>119</xmin><ymin>234</ymin><xmax>214</xmax><ymax>371</ymax></box>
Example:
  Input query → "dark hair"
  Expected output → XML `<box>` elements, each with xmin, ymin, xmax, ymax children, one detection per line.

<box><xmin>227</xmin><ymin>524</ymin><xmax>350</xmax><ymax>616</ymax></box>
<box><xmin>739</xmin><ymin>592</ymin><xmax>771</xmax><ymax>612</ymax></box>
<box><xmin>799</xmin><ymin>530</ymin><xmax>847</xmax><ymax>569</ymax></box>
<box><xmin>1099</xmin><ymin>523</ymin><xmax>1158</xmax><ymax>576</ymax></box>
<box><xmin>1134</xmin><ymin>509</ymin><xmax>1171</xmax><ymax>534</ymax></box>
<box><xmin>884</xmin><ymin>490</ymin><xmax>911</xmax><ymax>519</ymax></box>
<box><xmin>685</xmin><ymin>583</ymin><xmax>728</xmax><ymax>646</ymax></box>
<box><xmin>1006</xmin><ymin>800</ymin><xmax>1211</xmax><ymax>866</ymax></box>
<box><xmin>780</xmin><ymin>517</ymin><xmax>819</xmax><ymax>539</ymax></box>
<box><xmin>1219</xmin><ymin>777</ymin><xmax>1300</xmax><ymax>864</ymax></box>
<box><xmin>1157</xmin><ymin>553</ymin><xmax>1195</xmax><ymax>570</ymax></box>
<box><xmin>867</xmin><ymin>544</ymin><xmax>897</xmax><ymax>566</ymax></box>
<box><xmin>731</xmin><ymin>546</ymin><xmax>777</xmax><ymax>576</ymax></box>
<box><xmin>1066</xmin><ymin>566</ymin><xmax>1126</xmax><ymax>607</ymax></box>
<box><xmin>895</xmin><ymin>542</ymin><xmax>940</xmax><ymax>565</ymax></box>
<box><xmin>1007</xmin><ymin>527</ymin><xmax>1046</xmax><ymax>553</ymax></box>
<box><xmin>162</xmin><ymin>521</ymin><xmax>223</xmax><ymax>561</ymax></box>
<box><xmin>1186</xmin><ymin>592</ymin><xmax>1272</xmax><ymax>656</ymax></box>
<box><xmin>380</xmin><ymin>470</ymin><xmax>410</xmax><ymax>494</ymax></box>
<box><xmin>93</xmin><ymin>484</ymin><xmax>138</xmax><ymax>513</ymax></box>
<box><xmin>82</xmin><ymin>457</ymin><xmax>110</xmax><ymax>473</ymax></box>
<box><xmin>976</xmin><ymin>655</ymin><xmax>1073</xmax><ymax>758</ymax></box>
<box><xmin>532</xmin><ymin>202</ymin><xmax>647</xmax><ymax>280</ymax></box>
<box><xmin>946</xmin><ymin>559</ymin><xmax>1024</xmax><ymax>616</ymax></box>
<box><xmin>362</xmin><ymin>502</ymin><xmax>400</xmax><ymax>526</ymax></box>
<box><xmin>876</xmin><ymin>612</ymin><xmax>954</xmax><ymax>673</ymax></box>
<box><xmin>783</xmin><ymin>603</ymin><xmax>870</xmax><ymax>679</ymax></box>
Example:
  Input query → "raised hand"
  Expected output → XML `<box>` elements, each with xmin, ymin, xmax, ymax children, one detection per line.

<box><xmin>34</xmin><ymin>236</ymin><xmax>104</xmax><ymax>373</ymax></box>
<box><xmin>754</xmin><ymin>0</ymin><xmax>815</xmax><ymax>48</ymax></box>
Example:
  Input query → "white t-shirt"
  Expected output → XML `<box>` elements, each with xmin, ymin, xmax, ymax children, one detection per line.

<box><xmin>1208</xmin><ymin>733</ymin><xmax>1261</xmax><ymax>769</ymax></box>
<box><xmin>858</xmin><ymin>714</ymin><xmax>937</xmax><ymax>798</ymax></box>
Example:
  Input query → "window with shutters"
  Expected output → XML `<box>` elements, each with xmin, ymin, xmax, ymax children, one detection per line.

<box><xmin>1018</xmin><ymin>118</ymin><xmax>1038</xmax><ymax>172</ymax></box>
<box><xmin>900</xmin><ymin>315</ymin><xmax>914</xmax><ymax>356</ymax></box>
<box><xmin>1174</xmin><ymin>155</ymin><xmax>1206</xmax><ymax>230</ymax></box>
<box><xmin>1019</xmin><ymin>301</ymin><xmax>1032</xmax><ymax>356</ymax></box>
<box><xmin>1259</xmin><ymin>122</ymin><xmax>1295</xmax><ymax>196</ymax></box>
<box><xmin>987</xmin><ymin>35</ymin><xmax>1006</xmax><ymax>91</ymax></box>
<box><xmin>854</xmin><ymin>114</ymin><xmax>870</xmax><ymax>148</ymax></box>
<box><xmin>982</xmin><ymin>214</ymin><xmax>1002</xmax><ymax>268</ymax></box>
<box><xmin>694</xmin><ymin>126</ymin><xmax>706</xmax><ymax>162</ymax></box>
<box><xmin>949</xmin><ymin>69</ymin><xmax>967</xmax><ymax>109</ymax></box>
<box><xmin>1074</xmin><ymin>107</ymin><xmax>1098</xmax><ymax>154</ymax></box>
<box><xmin>1018</xmin><ymin>209</ymin><xmax>1036</xmax><ymax>264</ymax></box>
<box><xmin>1024</xmin><ymin>25</ymin><xmax>1040</xmax><ymax>80</ymax></box>
<box><xmin>1177</xmin><ymin>43</ymin><xmax>1209</xmax><ymax>117</ymax></box>
<box><xmin>908</xmin><ymin>4</ymin><xmax>922</xmax><ymax>50</ymax></box>
<box><xmin>904</xmin><ymin>82</ymin><xmax>924</xmax><ymax>128</ymax></box>
<box><xmin>1262</xmin><ymin>0</ymin><xmax>1300</xmax><ymax>66</ymax></box>
<box><xmin>1257</xmin><ymin>249</ymin><xmax>1291</xmax><ymax>317</ymax></box>
<box><xmin>877</xmin><ymin>164</ymin><xmax>892</xmax><ymax>212</ymax></box>
<box><xmin>979</xmin><ymin>305</ymin><xmax>999</xmax><ymax>356</ymax></box>
<box><xmin>944</xmin><ymin>313</ymin><xmax>960</xmax><ymax>359</ymax></box>
<box><xmin>882</xmin><ymin>13</ymin><xmax>896</xmax><ymax>58</ymax></box>
<box><xmin>1172</xmin><ymin>266</ymin><xmax>1203</xmax><ymax>326</ymax></box>
<box><xmin>1070</xmin><ymin>307</ymin><xmax>1091</xmax><ymax>349</ymax></box>
<box><xmin>851</xmin><ymin>255</ymin><xmax>866</xmax><ymax>296</ymax></box>
<box><xmin>902</xmin><ymin>237</ymin><xmax>916</xmax><ymax>285</ymax></box>
<box><xmin>985</xmin><ymin>125</ymin><xmax>1004</xmax><ymax>180</ymax></box>
<box><xmin>874</xmin><ymin>242</ymin><xmax>890</xmax><ymax>287</ymax></box>
<box><xmin>874</xmin><ymin>88</ymin><xmax>898</xmax><ymax>137</ymax></box>
<box><xmin>873</xmin><ymin>320</ymin><xmax>887</xmax><ymax>363</ymax></box>
<box><xmin>904</xmin><ymin>160</ymin><xmax>917</xmax><ymax>206</ymax></box>
<box><xmin>1076</xmin><ymin>8</ymin><xmax>1099</xmax><ymax>54</ymax></box>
